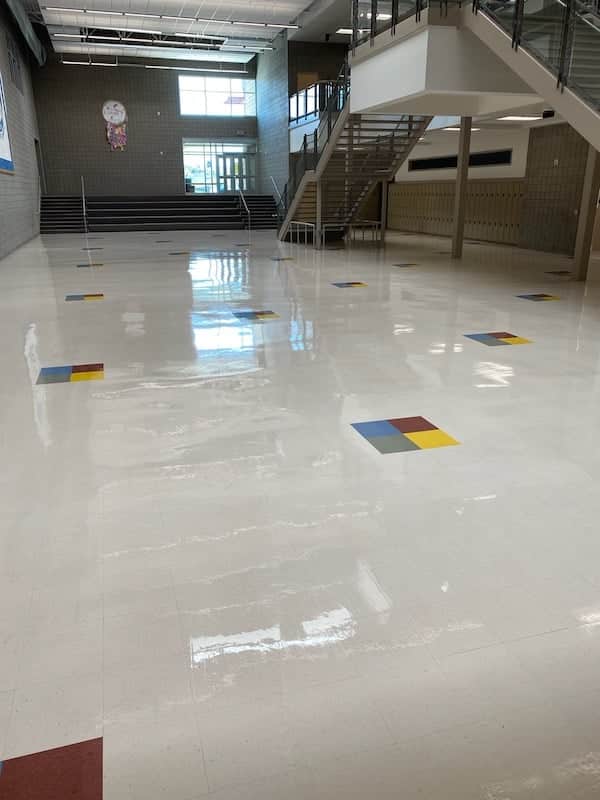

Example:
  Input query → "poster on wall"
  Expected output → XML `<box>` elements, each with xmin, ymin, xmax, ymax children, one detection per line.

<box><xmin>0</xmin><ymin>70</ymin><xmax>15</xmax><ymax>174</ymax></box>
<box><xmin>102</xmin><ymin>100</ymin><xmax>128</xmax><ymax>151</ymax></box>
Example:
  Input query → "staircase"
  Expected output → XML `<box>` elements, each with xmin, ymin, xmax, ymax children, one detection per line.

<box><xmin>40</xmin><ymin>196</ymin><xmax>85</xmax><ymax>234</ymax></box>
<box><xmin>40</xmin><ymin>194</ymin><xmax>278</xmax><ymax>234</ymax></box>
<box><xmin>278</xmin><ymin>66</ymin><xmax>431</xmax><ymax>243</ymax></box>
<box><xmin>486</xmin><ymin>0</ymin><xmax>600</xmax><ymax>109</ymax></box>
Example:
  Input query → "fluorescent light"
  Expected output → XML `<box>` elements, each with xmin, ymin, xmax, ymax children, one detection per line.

<box><xmin>87</xmin><ymin>33</ymin><xmax>121</xmax><ymax>40</ymax></box>
<box><xmin>161</xmin><ymin>15</ymin><xmax>196</xmax><ymax>21</ymax></box>
<box><xmin>45</xmin><ymin>6</ymin><xmax>84</xmax><ymax>10</ymax></box>
<box><xmin>144</xmin><ymin>64</ymin><xmax>247</xmax><ymax>73</ymax></box>
<box><xmin>336</xmin><ymin>28</ymin><xmax>353</xmax><ymax>34</ymax></box>
<box><xmin>173</xmin><ymin>32</ymin><xmax>225</xmax><ymax>40</ymax></box>
<box><xmin>444</xmin><ymin>126</ymin><xmax>481</xmax><ymax>131</ymax></box>
<box><xmin>52</xmin><ymin>32</ymin><xmax>83</xmax><ymax>37</ymax></box>
<box><xmin>62</xmin><ymin>58</ymin><xmax>89</xmax><ymax>64</ymax></box>
<box><xmin>87</xmin><ymin>24</ymin><xmax>162</xmax><ymax>34</ymax></box>
<box><xmin>498</xmin><ymin>115</ymin><xmax>542</xmax><ymax>121</ymax></box>
<box><xmin>124</xmin><ymin>11</ymin><xmax>161</xmax><ymax>18</ymax></box>
<box><xmin>92</xmin><ymin>60</ymin><xmax>117</xmax><ymax>65</ymax></box>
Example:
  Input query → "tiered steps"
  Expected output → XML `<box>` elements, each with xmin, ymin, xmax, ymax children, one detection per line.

<box><xmin>40</xmin><ymin>194</ymin><xmax>278</xmax><ymax>233</ymax></box>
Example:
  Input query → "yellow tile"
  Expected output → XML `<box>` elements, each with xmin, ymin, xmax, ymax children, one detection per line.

<box><xmin>544</xmin><ymin>296</ymin><xmax>560</xmax><ymax>301</ymax></box>
<box><xmin>500</xmin><ymin>336</ymin><xmax>531</xmax><ymax>345</ymax></box>
<box><xmin>404</xmin><ymin>429</ymin><xmax>460</xmax><ymax>449</ymax></box>
<box><xmin>257</xmin><ymin>312</ymin><xmax>279</xmax><ymax>319</ymax></box>
<box><xmin>84</xmin><ymin>295</ymin><xmax>104</xmax><ymax>301</ymax></box>
<box><xmin>70</xmin><ymin>371</ymin><xmax>104</xmax><ymax>382</ymax></box>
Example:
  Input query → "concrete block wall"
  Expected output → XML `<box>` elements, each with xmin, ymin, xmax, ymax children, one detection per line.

<box><xmin>33</xmin><ymin>58</ymin><xmax>257</xmax><ymax>196</ymax></box>
<box><xmin>256</xmin><ymin>33</ymin><xmax>289</xmax><ymax>197</ymax></box>
<box><xmin>0</xmin><ymin>9</ymin><xmax>40</xmax><ymax>259</ymax></box>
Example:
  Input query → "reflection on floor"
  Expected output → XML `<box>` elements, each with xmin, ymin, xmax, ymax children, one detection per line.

<box><xmin>2</xmin><ymin>229</ymin><xmax>600</xmax><ymax>799</ymax></box>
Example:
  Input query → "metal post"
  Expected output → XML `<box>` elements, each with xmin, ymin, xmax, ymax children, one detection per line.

<box><xmin>316</xmin><ymin>180</ymin><xmax>323</xmax><ymax>250</ymax></box>
<box><xmin>380</xmin><ymin>180</ymin><xmax>388</xmax><ymax>244</ymax></box>
<box><xmin>80</xmin><ymin>174</ymin><xmax>88</xmax><ymax>235</ymax></box>
<box><xmin>573</xmin><ymin>144</ymin><xmax>600</xmax><ymax>281</ymax></box>
<box><xmin>451</xmin><ymin>116</ymin><xmax>472</xmax><ymax>259</ymax></box>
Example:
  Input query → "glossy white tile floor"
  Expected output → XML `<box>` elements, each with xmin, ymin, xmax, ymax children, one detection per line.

<box><xmin>2</xmin><ymin>229</ymin><xmax>600</xmax><ymax>798</ymax></box>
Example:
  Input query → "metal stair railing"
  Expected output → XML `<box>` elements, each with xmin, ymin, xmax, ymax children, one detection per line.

<box><xmin>279</xmin><ymin>60</ymin><xmax>351</xmax><ymax>222</ymax></box>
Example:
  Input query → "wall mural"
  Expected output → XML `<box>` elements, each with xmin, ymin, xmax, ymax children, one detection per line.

<box><xmin>0</xmin><ymin>70</ymin><xmax>15</xmax><ymax>173</ymax></box>
<box><xmin>102</xmin><ymin>100</ymin><xmax>128</xmax><ymax>151</ymax></box>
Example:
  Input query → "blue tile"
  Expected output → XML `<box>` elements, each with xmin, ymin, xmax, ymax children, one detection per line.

<box><xmin>65</xmin><ymin>295</ymin><xmax>84</xmax><ymax>301</ymax></box>
<box><xmin>465</xmin><ymin>333</ymin><xmax>508</xmax><ymax>346</ymax></box>
<box><xmin>39</xmin><ymin>365</ymin><xmax>72</xmax><ymax>376</ymax></box>
<box><xmin>352</xmin><ymin>420</ymin><xmax>400</xmax><ymax>438</ymax></box>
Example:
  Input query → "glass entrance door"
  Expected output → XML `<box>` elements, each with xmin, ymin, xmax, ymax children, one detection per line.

<box><xmin>182</xmin><ymin>140</ymin><xmax>256</xmax><ymax>194</ymax></box>
<box><xmin>217</xmin><ymin>153</ymin><xmax>252</xmax><ymax>192</ymax></box>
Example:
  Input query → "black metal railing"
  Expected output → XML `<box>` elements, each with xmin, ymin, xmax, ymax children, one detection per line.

<box><xmin>474</xmin><ymin>0</ymin><xmax>600</xmax><ymax>107</ymax></box>
<box><xmin>289</xmin><ymin>80</ymin><xmax>340</xmax><ymax>124</ymax></box>
<box><xmin>279</xmin><ymin>61</ymin><xmax>351</xmax><ymax>222</ymax></box>
<box><xmin>351</xmin><ymin>0</ymin><xmax>600</xmax><ymax>110</ymax></box>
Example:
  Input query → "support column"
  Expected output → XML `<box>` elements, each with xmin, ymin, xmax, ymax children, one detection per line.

<box><xmin>573</xmin><ymin>143</ymin><xmax>600</xmax><ymax>282</ymax></box>
<box><xmin>315</xmin><ymin>180</ymin><xmax>323</xmax><ymax>250</ymax></box>
<box><xmin>451</xmin><ymin>116</ymin><xmax>472</xmax><ymax>259</ymax></box>
<box><xmin>380</xmin><ymin>180</ymin><xmax>388</xmax><ymax>245</ymax></box>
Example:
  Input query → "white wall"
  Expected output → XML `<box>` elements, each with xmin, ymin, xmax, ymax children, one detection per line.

<box><xmin>395</xmin><ymin>127</ymin><xmax>530</xmax><ymax>182</ymax></box>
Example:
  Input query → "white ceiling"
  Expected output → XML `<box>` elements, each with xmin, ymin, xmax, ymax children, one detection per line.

<box><xmin>32</xmin><ymin>0</ymin><xmax>317</xmax><ymax>62</ymax></box>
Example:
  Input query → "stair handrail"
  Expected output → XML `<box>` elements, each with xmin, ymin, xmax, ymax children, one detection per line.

<box><xmin>279</xmin><ymin>59</ymin><xmax>351</xmax><ymax>224</ymax></box>
<box><xmin>80</xmin><ymin>175</ymin><xmax>88</xmax><ymax>235</ymax></box>
<box><xmin>238</xmin><ymin>187</ymin><xmax>251</xmax><ymax>243</ymax></box>
<box><xmin>473</xmin><ymin>0</ymin><xmax>600</xmax><ymax>101</ymax></box>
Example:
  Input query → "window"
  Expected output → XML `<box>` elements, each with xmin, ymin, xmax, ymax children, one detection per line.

<box><xmin>182</xmin><ymin>140</ymin><xmax>256</xmax><ymax>194</ymax></box>
<box><xmin>179</xmin><ymin>75</ymin><xmax>256</xmax><ymax>117</ymax></box>
<box><xmin>408</xmin><ymin>149</ymin><xmax>513</xmax><ymax>172</ymax></box>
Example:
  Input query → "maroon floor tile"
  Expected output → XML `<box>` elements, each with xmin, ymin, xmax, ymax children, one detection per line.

<box><xmin>388</xmin><ymin>416</ymin><xmax>437</xmax><ymax>434</ymax></box>
<box><xmin>0</xmin><ymin>738</ymin><xmax>102</xmax><ymax>800</ymax></box>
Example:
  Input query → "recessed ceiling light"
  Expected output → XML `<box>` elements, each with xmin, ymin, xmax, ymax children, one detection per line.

<box><xmin>497</xmin><ymin>115</ymin><xmax>542</xmax><ymax>121</ymax></box>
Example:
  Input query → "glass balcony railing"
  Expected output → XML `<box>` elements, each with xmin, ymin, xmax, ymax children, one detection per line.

<box><xmin>351</xmin><ymin>0</ymin><xmax>600</xmax><ymax>112</ymax></box>
<box><xmin>289</xmin><ymin>81</ymin><xmax>340</xmax><ymax>124</ymax></box>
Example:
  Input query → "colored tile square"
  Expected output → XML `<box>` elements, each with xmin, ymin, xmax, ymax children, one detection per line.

<box><xmin>65</xmin><ymin>294</ymin><xmax>85</xmax><ymax>302</ymax></box>
<box><xmin>233</xmin><ymin>311</ymin><xmax>278</xmax><ymax>321</ymax></box>
<box><xmin>77</xmin><ymin>263</ymin><xmax>103</xmax><ymax>268</ymax></box>
<box><xmin>82</xmin><ymin>247</ymin><xmax>103</xmax><ymax>251</ymax></box>
<box><xmin>516</xmin><ymin>293</ymin><xmax>559</xmax><ymax>301</ymax></box>
<box><xmin>0</xmin><ymin>737</ymin><xmax>102</xmax><ymax>800</ymax></box>
<box><xmin>352</xmin><ymin>420</ymin><xmax>400</xmax><ymax>438</ymax></box>
<box><xmin>70</xmin><ymin>371</ymin><xmax>104</xmax><ymax>382</ymax></box>
<box><xmin>388</xmin><ymin>416</ymin><xmax>438</xmax><ymax>434</ymax></box>
<box><xmin>37</xmin><ymin>371</ymin><xmax>71</xmax><ymax>385</ymax></box>
<box><xmin>499</xmin><ymin>336</ymin><xmax>531</xmax><ymax>345</ymax></box>
<box><xmin>488</xmin><ymin>332</ymin><xmax>515</xmax><ymax>339</ymax></box>
<box><xmin>404</xmin><ymin>429</ymin><xmax>460</xmax><ymax>449</ymax></box>
<box><xmin>369</xmin><ymin>433</ymin><xmax>420</xmax><ymax>454</ymax></box>
<box><xmin>465</xmin><ymin>333</ymin><xmax>509</xmax><ymax>346</ymax></box>
<box><xmin>271</xmin><ymin>257</ymin><xmax>294</xmax><ymax>261</ymax></box>
<box><xmin>72</xmin><ymin>363</ymin><xmax>104</xmax><ymax>373</ymax></box>
<box><xmin>84</xmin><ymin>294</ymin><xmax>104</xmax><ymax>301</ymax></box>
<box><xmin>169</xmin><ymin>251</ymin><xmax>190</xmax><ymax>256</ymax></box>
<box><xmin>256</xmin><ymin>311</ymin><xmax>279</xmax><ymax>319</ymax></box>
<box><xmin>393</xmin><ymin>263</ymin><xmax>418</xmax><ymax>267</ymax></box>
<box><xmin>37</xmin><ymin>365</ymin><xmax>72</xmax><ymax>384</ymax></box>
<box><xmin>332</xmin><ymin>282</ymin><xmax>367</xmax><ymax>288</ymax></box>
<box><xmin>545</xmin><ymin>270</ymin><xmax>571</xmax><ymax>276</ymax></box>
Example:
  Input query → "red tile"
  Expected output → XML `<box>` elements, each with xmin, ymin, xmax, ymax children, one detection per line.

<box><xmin>71</xmin><ymin>363</ymin><xmax>104</xmax><ymax>374</ymax></box>
<box><xmin>0</xmin><ymin>738</ymin><xmax>102</xmax><ymax>800</ymax></box>
<box><xmin>388</xmin><ymin>417</ymin><xmax>437</xmax><ymax>433</ymax></box>
<box><xmin>488</xmin><ymin>332</ymin><xmax>514</xmax><ymax>339</ymax></box>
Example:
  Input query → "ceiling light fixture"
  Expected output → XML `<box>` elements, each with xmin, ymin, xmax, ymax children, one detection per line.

<box><xmin>43</xmin><ymin>6</ymin><xmax>299</xmax><ymax>28</ymax></box>
<box><xmin>336</xmin><ymin>28</ymin><xmax>353</xmax><ymax>34</ymax></box>
<box><xmin>497</xmin><ymin>115</ymin><xmax>542</xmax><ymax>121</ymax></box>
<box><xmin>444</xmin><ymin>126</ymin><xmax>481</xmax><ymax>131</ymax></box>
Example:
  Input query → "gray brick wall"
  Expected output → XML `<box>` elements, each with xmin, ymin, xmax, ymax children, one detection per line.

<box><xmin>256</xmin><ymin>33</ymin><xmax>289</xmax><ymax>196</ymax></box>
<box><xmin>33</xmin><ymin>58</ymin><xmax>258</xmax><ymax>196</ymax></box>
<box><xmin>0</xmin><ymin>9</ymin><xmax>40</xmax><ymax>259</ymax></box>
<box><xmin>519</xmin><ymin>124</ymin><xmax>588</xmax><ymax>254</ymax></box>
